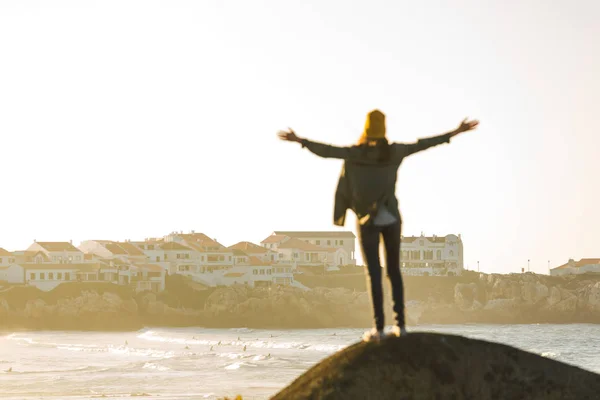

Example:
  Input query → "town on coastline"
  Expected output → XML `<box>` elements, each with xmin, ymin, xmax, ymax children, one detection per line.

<box><xmin>0</xmin><ymin>231</ymin><xmax>468</xmax><ymax>293</ymax></box>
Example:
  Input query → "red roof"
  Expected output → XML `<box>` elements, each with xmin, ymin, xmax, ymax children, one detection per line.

<box><xmin>35</xmin><ymin>242</ymin><xmax>82</xmax><ymax>252</ymax></box>
<box><xmin>553</xmin><ymin>258</ymin><xmax>600</xmax><ymax>270</ymax></box>
<box><xmin>273</xmin><ymin>231</ymin><xmax>356</xmax><ymax>239</ymax></box>
<box><xmin>177</xmin><ymin>233</ymin><xmax>224</xmax><ymax>249</ymax></box>
<box><xmin>224</xmin><ymin>272</ymin><xmax>246</xmax><ymax>278</ymax></box>
<box><xmin>277</xmin><ymin>237</ymin><xmax>328</xmax><ymax>252</ymax></box>
<box><xmin>0</xmin><ymin>248</ymin><xmax>12</xmax><ymax>256</ymax></box>
<box><xmin>160</xmin><ymin>242</ymin><xmax>193</xmax><ymax>251</ymax></box>
<box><xmin>402</xmin><ymin>236</ymin><xmax>447</xmax><ymax>244</ymax></box>
<box><xmin>260</xmin><ymin>235</ymin><xmax>288</xmax><ymax>244</ymax></box>
<box><xmin>249</xmin><ymin>256</ymin><xmax>268</xmax><ymax>266</ymax></box>
<box><xmin>228</xmin><ymin>241</ymin><xmax>268</xmax><ymax>254</ymax></box>
<box><xmin>136</xmin><ymin>264</ymin><xmax>163</xmax><ymax>273</ymax></box>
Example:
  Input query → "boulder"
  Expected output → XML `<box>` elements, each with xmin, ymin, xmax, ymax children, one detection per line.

<box><xmin>0</xmin><ymin>298</ymin><xmax>9</xmax><ymax>315</ymax></box>
<box><xmin>272</xmin><ymin>333</ymin><xmax>600</xmax><ymax>400</ymax></box>
<box><xmin>204</xmin><ymin>288</ymin><xmax>246</xmax><ymax>314</ymax></box>
<box><xmin>547</xmin><ymin>287</ymin><xmax>561</xmax><ymax>306</ymax></box>
<box><xmin>586</xmin><ymin>282</ymin><xmax>600</xmax><ymax>312</ymax></box>
<box><xmin>23</xmin><ymin>299</ymin><xmax>46</xmax><ymax>318</ymax></box>
<box><xmin>454</xmin><ymin>283</ymin><xmax>477</xmax><ymax>310</ymax></box>
<box><xmin>521</xmin><ymin>282</ymin><xmax>549</xmax><ymax>304</ymax></box>
<box><xmin>483</xmin><ymin>298</ymin><xmax>521</xmax><ymax>318</ymax></box>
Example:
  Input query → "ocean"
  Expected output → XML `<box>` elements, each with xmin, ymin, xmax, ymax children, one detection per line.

<box><xmin>1</xmin><ymin>324</ymin><xmax>600</xmax><ymax>399</ymax></box>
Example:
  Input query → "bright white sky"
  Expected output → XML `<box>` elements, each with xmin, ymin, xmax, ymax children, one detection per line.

<box><xmin>1</xmin><ymin>0</ymin><xmax>599</xmax><ymax>274</ymax></box>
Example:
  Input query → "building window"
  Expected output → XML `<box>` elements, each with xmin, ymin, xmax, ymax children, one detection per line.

<box><xmin>57</xmin><ymin>272</ymin><xmax>63</xmax><ymax>280</ymax></box>
<box><xmin>424</xmin><ymin>251</ymin><xmax>434</xmax><ymax>260</ymax></box>
<box><xmin>293</xmin><ymin>253</ymin><xmax>299</xmax><ymax>259</ymax></box>
<box><xmin>327</xmin><ymin>240</ymin><xmax>331</xmax><ymax>245</ymax></box>
<box><xmin>279</xmin><ymin>253</ymin><xmax>283</xmax><ymax>258</ymax></box>
<box><xmin>30</xmin><ymin>273</ymin><xmax>35</xmax><ymax>280</ymax></box>
<box><xmin>340</xmin><ymin>240</ymin><xmax>344</xmax><ymax>245</ymax></box>
<box><xmin>49</xmin><ymin>272</ymin><xmax>54</xmax><ymax>280</ymax></box>
<box><xmin>305</xmin><ymin>254</ymin><xmax>309</xmax><ymax>261</ymax></box>
<box><xmin>9</xmin><ymin>258</ymin><xmax>15</xmax><ymax>263</ymax></box>
<box><xmin>411</xmin><ymin>250</ymin><xmax>420</xmax><ymax>260</ymax></box>
<box><xmin>316</xmin><ymin>240</ymin><xmax>320</xmax><ymax>245</ymax></box>
<box><xmin>65</xmin><ymin>273</ymin><xmax>70</xmax><ymax>280</ymax></box>
<box><xmin>436</xmin><ymin>250</ymin><xmax>442</xmax><ymax>260</ymax></box>
<box><xmin>449</xmin><ymin>250</ymin><xmax>454</xmax><ymax>257</ymax></box>
<box><xmin>40</xmin><ymin>273</ymin><xmax>45</xmax><ymax>280</ymax></box>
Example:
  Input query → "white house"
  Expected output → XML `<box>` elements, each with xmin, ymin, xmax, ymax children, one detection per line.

<box><xmin>0</xmin><ymin>248</ymin><xmax>15</xmax><ymax>267</ymax></box>
<box><xmin>228</xmin><ymin>241</ymin><xmax>279</xmax><ymax>263</ymax></box>
<box><xmin>26</xmin><ymin>241</ymin><xmax>85</xmax><ymax>264</ymax></box>
<box><xmin>128</xmin><ymin>238</ymin><xmax>165</xmax><ymax>263</ymax></box>
<box><xmin>164</xmin><ymin>231</ymin><xmax>225</xmax><ymax>251</ymax></box>
<box><xmin>221</xmin><ymin>256</ymin><xmax>295</xmax><ymax>288</ymax></box>
<box><xmin>130</xmin><ymin>264</ymin><xmax>166</xmax><ymax>292</ymax></box>
<box><xmin>400</xmin><ymin>233</ymin><xmax>464</xmax><ymax>276</ymax></box>
<box><xmin>159</xmin><ymin>242</ymin><xmax>197</xmax><ymax>263</ymax></box>
<box><xmin>4</xmin><ymin>263</ymin><xmax>101</xmax><ymax>291</ymax></box>
<box><xmin>551</xmin><ymin>259</ymin><xmax>600</xmax><ymax>276</ymax></box>
<box><xmin>78</xmin><ymin>240</ymin><xmax>149</xmax><ymax>263</ymax></box>
<box><xmin>11</xmin><ymin>250</ymin><xmax>50</xmax><ymax>264</ymax></box>
<box><xmin>261</xmin><ymin>231</ymin><xmax>357</xmax><ymax>265</ymax></box>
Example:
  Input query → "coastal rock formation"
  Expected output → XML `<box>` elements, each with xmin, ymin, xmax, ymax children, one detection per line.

<box><xmin>5</xmin><ymin>272</ymin><xmax>600</xmax><ymax>329</ymax></box>
<box><xmin>272</xmin><ymin>333</ymin><xmax>600</xmax><ymax>400</ymax></box>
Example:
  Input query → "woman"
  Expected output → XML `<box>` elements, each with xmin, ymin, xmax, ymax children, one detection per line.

<box><xmin>278</xmin><ymin>110</ymin><xmax>478</xmax><ymax>341</ymax></box>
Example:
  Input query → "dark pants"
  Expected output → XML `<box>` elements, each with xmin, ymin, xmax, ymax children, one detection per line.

<box><xmin>357</xmin><ymin>220</ymin><xmax>405</xmax><ymax>331</ymax></box>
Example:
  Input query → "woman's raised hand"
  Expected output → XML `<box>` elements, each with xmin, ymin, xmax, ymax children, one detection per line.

<box><xmin>452</xmin><ymin>118</ymin><xmax>479</xmax><ymax>136</ymax></box>
<box><xmin>277</xmin><ymin>128</ymin><xmax>301</xmax><ymax>143</ymax></box>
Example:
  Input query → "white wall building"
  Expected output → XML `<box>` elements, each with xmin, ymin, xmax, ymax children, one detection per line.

<box><xmin>550</xmin><ymin>258</ymin><xmax>600</xmax><ymax>276</ymax></box>
<box><xmin>261</xmin><ymin>231</ymin><xmax>356</xmax><ymax>267</ymax></box>
<box><xmin>400</xmin><ymin>233</ymin><xmax>464</xmax><ymax>276</ymax></box>
<box><xmin>164</xmin><ymin>231</ymin><xmax>224</xmax><ymax>251</ymax></box>
<box><xmin>4</xmin><ymin>263</ymin><xmax>98</xmax><ymax>291</ymax></box>
<box><xmin>26</xmin><ymin>241</ymin><xmax>85</xmax><ymax>264</ymax></box>
<box><xmin>228</xmin><ymin>241</ymin><xmax>279</xmax><ymax>263</ymax></box>
<box><xmin>0</xmin><ymin>248</ymin><xmax>15</xmax><ymax>267</ymax></box>
<box><xmin>78</xmin><ymin>240</ymin><xmax>149</xmax><ymax>262</ymax></box>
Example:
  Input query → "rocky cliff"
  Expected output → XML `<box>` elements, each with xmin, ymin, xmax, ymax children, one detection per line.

<box><xmin>271</xmin><ymin>333</ymin><xmax>600</xmax><ymax>400</ymax></box>
<box><xmin>3</xmin><ymin>272</ymin><xmax>600</xmax><ymax>330</ymax></box>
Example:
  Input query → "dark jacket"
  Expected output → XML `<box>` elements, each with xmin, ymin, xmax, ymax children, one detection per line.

<box><xmin>300</xmin><ymin>133</ymin><xmax>453</xmax><ymax>226</ymax></box>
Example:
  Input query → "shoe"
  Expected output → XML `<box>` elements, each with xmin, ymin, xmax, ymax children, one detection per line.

<box><xmin>362</xmin><ymin>328</ymin><xmax>385</xmax><ymax>343</ymax></box>
<box><xmin>389</xmin><ymin>325</ymin><xmax>408</xmax><ymax>338</ymax></box>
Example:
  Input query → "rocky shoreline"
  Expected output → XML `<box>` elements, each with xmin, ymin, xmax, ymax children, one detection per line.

<box><xmin>3</xmin><ymin>272</ymin><xmax>600</xmax><ymax>330</ymax></box>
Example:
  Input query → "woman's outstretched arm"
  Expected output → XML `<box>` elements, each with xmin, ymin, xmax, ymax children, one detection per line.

<box><xmin>278</xmin><ymin>128</ymin><xmax>354</xmax><ymax>159</ymax></box>
<box><xmin>398</xmin><ymin>118</ymin><xmax>479</xmax><ymax>158</ymax></box>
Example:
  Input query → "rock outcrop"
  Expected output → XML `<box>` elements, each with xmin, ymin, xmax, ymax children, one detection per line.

<box><xmin>5</xmin><ymin>272</ymin><xmax>600</xmax><ymax>329</ymax></box>
<box><xmin>272</xmin><ymin>333</ymin><xmax>600</xmax><ymax>400</ymax></box>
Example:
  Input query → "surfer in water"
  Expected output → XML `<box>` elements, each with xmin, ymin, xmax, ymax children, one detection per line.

<box><xmin>278</xmin><ymin>111</ymin><xmax>478</xmax><ymax>342</ymax></box>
